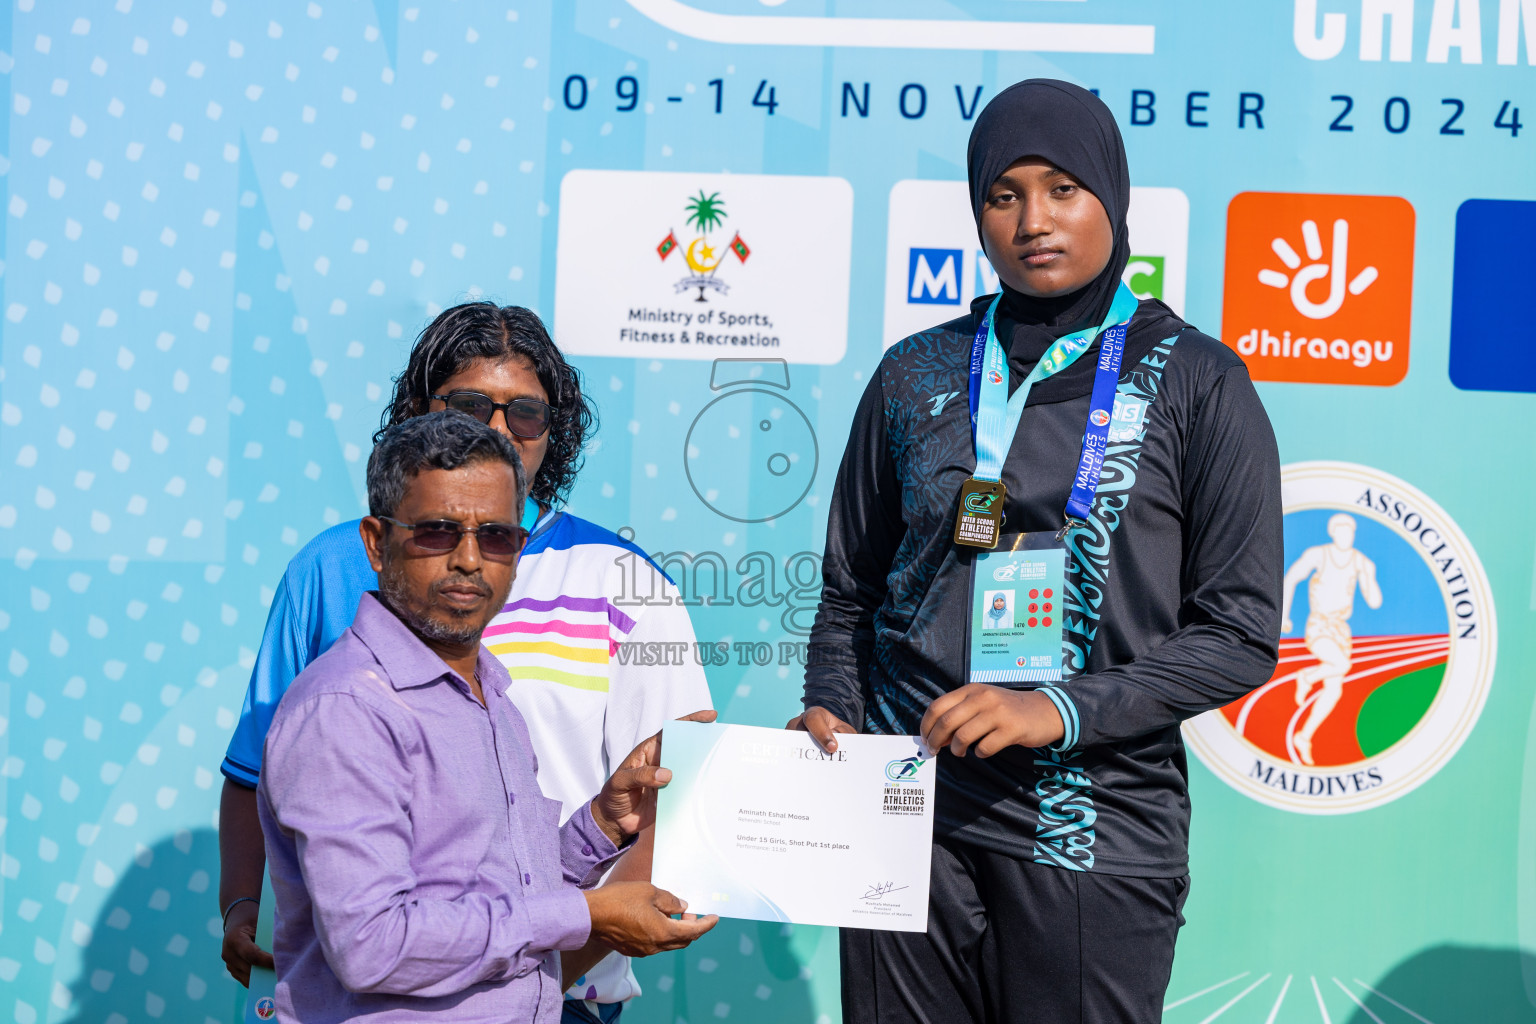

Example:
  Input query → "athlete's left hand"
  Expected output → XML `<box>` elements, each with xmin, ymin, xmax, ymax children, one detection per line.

<box><xmin>919</xmin><ymin>684</ymin><xmax>1065</xmax><ymax>757</ymax></box>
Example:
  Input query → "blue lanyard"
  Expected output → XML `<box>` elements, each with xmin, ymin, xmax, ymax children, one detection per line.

<box><xmin>968</xmin><ymin>282</ymin><xmax>1139</xmax><ymax>528</ymax></box>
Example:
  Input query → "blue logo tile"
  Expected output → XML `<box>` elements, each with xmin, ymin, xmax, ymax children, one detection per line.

<box><xmin>906</xmin><ymin>248</ymin><xmax>964</xmax><ymax>305</ymax></box>
<box><xmin>1449</xmin><ymin>199</ymin><xmax>1536</xmax><ymax>393</ymax></box>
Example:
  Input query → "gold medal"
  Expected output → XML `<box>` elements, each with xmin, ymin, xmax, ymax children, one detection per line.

<box><xmin>953</xmin><ymin>478</ymin><xmax>1006</xmax><ymax>549</ymax></box>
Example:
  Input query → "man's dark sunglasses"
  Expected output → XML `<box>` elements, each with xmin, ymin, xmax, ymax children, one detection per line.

<box><xmin>431</xmin><ymin>391</ymin><xmax>553</xmax><ymax>439</ymax></box>
<box><xmin>378</xmin><ymin>516</ymin><xmax>529</xmax><ymax>558</ymax></box>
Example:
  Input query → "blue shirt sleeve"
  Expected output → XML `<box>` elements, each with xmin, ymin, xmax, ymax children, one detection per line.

<box><xmin>221</xmin><ymin>572</ymin><xmax>313</xmax><ymax>787</ymax></box>
<box><xmin>221</xmin><ymin>520</ymin><xmax>377</xmax><ymax>788</ymax></box>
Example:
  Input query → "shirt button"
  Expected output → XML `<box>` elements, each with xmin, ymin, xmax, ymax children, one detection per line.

<box><xmin>524</xmin><ymin>873</ymin><xmax>531</xmax><ymax>885</ymax></box>
<box><xmin>581</xmin><ymin>844</ymin><xmax>593</xmax><ymax>857</ymax></box>
<box><xmin>508</xmin><ymin>792</ymin><xmax>516</xmax><ymax>805</ymax></box>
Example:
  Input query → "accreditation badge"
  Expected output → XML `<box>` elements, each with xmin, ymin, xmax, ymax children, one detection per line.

<box><xmin>967</xmin><ymin>532</ymin><xmax>1065</xmax><ymax>684</ymax></box>
<box><xmin>954</xmin><ymin>478</ymin><xmax>1006</xmax><ymax>549</ymax></box>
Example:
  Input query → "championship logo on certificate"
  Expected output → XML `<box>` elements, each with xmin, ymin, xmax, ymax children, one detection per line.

<box><xmin>1183</xmin><ymin>462</ymin><xmax>1497</xmax><ymax>814</ymax></box>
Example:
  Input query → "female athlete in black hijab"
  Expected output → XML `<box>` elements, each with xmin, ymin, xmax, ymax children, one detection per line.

<box><xmin>796</xmin><ymin>81</ymin><xmax>1283</xmax><ymax>1024</ymax></box>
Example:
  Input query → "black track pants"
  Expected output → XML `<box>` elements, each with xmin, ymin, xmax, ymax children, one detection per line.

<box><xmin>840</xmin><ymin>838</ymin><xmax>1189</xmax><ymax>1024</ymax></box>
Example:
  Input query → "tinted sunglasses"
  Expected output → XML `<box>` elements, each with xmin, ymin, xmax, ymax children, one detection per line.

<box><xmin>431</xmin><ymin>391</ymin><xmax>553</xmax><ymax>439</ymax></box>
<box><xmin>378</xmin><ymin>516</ymin><xmax>529</xmax><ymax>558</ymax></box>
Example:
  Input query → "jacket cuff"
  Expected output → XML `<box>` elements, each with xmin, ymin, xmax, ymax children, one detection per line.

<box><xmin>1037</xmin><ymin>685</ymin><xmax>1081</xmax><ymax>752</ymax></box>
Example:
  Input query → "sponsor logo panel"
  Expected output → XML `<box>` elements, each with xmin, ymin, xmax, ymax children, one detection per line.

<box><xmin>555</xmin><ymin>169</ymin><xmax>853</xmax><ymax>364</ymax></box>
<box><xmin>1448</xmin><ymin>198</ymin><xmax>1536</xmax><ymax>394</ymax></box>
<box><xmin>1184</xmin><ymin>462</ymin><xmax>1496</xmax><ymax>814</ymax></box>
<box><xmin>1221</xmin><ymin>191</ymin><xmax>1414</xmax><ymax>386</ymax></box>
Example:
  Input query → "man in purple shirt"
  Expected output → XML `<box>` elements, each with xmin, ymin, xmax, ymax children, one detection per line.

<box><xmin>258</xmin><ymin>411</ymin><xmax>715</xmax><ymax>1022</ymax></box>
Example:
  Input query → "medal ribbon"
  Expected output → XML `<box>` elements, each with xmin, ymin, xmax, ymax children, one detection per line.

<box><xmin>968</xmin><ymin>282</ymin><xmax>1140</xmax><ymax>522</ymax></box>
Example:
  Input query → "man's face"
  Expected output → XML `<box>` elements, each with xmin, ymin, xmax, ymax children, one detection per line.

<box><xmin>429</xmin><ymin>357</ymin><xmax>552</xmax><ymax>495</ymax></box>
<box><xmin>361</xmin><ymin>461</ymin><xmax>521</xmax><ymax>647</ymax></box>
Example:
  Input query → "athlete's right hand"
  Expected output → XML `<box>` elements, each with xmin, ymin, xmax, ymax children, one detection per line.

<box><xmin>786</xmin><ymin>706</ymin><xmax>857</xmax><ymax>754</ymax></box>
<box><xmin>221</xmin><ymin>900</ymin><xmax>274</xmax><ymax>987</ymax></box>
<box><xmin>584</xmin><ymin>881</ymin><xmax>717</xmax><ymax>957</ymax></box>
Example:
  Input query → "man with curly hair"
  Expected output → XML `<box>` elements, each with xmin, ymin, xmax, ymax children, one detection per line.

<box><xmin>217</xmin><ymin>303</ymin><xmax>713</xmax><ymax>1024</ymax></box>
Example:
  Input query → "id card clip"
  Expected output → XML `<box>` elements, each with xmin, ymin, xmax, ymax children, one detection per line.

<box><xmin>954</xmin><ymin>478</ymin><xmax>1006</xmax><ymax>550</ymax></box>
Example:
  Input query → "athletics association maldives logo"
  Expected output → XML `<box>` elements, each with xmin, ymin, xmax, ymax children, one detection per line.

<box><xmin>1183</xmin><ymin>462</ymin><xmax>1496</xmax><ymax>814</ymax></box>
<box><xmin>656</xmin><ymin>189</ymin><xmax>751</xmax><ymax>302</ymax></box>
<box><xmin>254</xmin><ymin>995</ymin><xmax>277</xmax><ymax>1020</ymax></box>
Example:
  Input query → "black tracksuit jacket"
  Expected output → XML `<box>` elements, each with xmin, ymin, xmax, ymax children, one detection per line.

<box><xmin>804</xmin><ymin>296</ymin><xmax>1283</xmax><ymax>876</ymax></box>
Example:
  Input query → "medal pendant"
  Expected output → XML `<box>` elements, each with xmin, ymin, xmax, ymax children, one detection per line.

<box><xmin>954</xmin><ymin>478</ymin><xmax>1006</xmax><ymax>550</ymax></box>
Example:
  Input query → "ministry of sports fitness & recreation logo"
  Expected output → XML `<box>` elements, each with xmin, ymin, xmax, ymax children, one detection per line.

<box><xmin>657</xmin><ymin>189</ymin><xmax>751</xmax><ymax>302</ymax></box>
<box><xmin>1183</xmin><ymin>462</ymin><xmax>1496</xmax><ymax>814</ymax></box>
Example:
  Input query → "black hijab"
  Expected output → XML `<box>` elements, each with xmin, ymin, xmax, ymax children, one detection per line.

<box><xmin>965</xmin><ymin>80</ymin><xmax>1166</xmax><ymax>399</ymax></box>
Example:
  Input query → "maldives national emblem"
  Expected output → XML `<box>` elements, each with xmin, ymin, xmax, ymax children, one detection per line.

<box><xmin>657</xmin><ymin>190</ymin><xmax>751</xmax><ymax>302</ymax></box>
<box><xmin>1182</xmin><ymin>461</ymin><xmax>1496</xmax><ymax>814</ymax></box>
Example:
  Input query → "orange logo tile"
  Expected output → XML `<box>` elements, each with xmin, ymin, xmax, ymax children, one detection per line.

<box><xmin>1221</xmin><ymin>193</ymin><xmax>1415</xmax><ymax>386</ymax></box>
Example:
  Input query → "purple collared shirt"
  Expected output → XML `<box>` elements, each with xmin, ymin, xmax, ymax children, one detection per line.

<box><xmin>258</xmin><ymin>592</ymin><xmax>621</xmax><ymax>1023</ymax></box>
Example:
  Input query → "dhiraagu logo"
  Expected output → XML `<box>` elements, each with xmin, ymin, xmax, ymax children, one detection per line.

<box><xmin>964</xmin><ymin>491</ymin><xmax>999</xmax><ymax>515</ymax></box>
<box><xmin>885</xmin><ymin>756</ymin><xmax>926</xmax><ymax>782</ymax></box>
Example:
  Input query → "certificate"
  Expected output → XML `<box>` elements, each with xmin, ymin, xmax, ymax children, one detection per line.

<box><xmin>652</xmin><ymin>721</ymin><xmax>936</xmax><ymax>932</ymax></box>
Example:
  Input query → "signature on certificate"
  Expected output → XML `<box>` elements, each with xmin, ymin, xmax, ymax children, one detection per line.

<box><xmin>860</xmin><ymin>881</ymin><xmax>910</xmax><ymax>902</ymax></box>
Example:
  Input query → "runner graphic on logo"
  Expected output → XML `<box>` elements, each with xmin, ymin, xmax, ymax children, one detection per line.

<box><xmin>1184</xmin><ymin>462</ymin><xmax>1496</xmax><ymax>815</ymax></box>
<box><xmin>1279</xmin><ymin>513</ymin><xmax>1383</xmax><ymax>766</ymax></box>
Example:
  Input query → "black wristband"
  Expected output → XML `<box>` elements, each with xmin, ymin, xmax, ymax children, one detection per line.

<box><xmin>222</xmin><ymin>896</ymin><xmax>259</xmax><ymax>929</ymax></box>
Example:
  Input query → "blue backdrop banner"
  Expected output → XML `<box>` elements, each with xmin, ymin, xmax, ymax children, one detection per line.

<box><xmin>1</xmin><ymin>2</ymin><xmax>1534</xmax><ymax>1022</ymax></box>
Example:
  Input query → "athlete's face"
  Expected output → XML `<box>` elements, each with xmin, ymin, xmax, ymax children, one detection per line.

<box><xmin>979</xmin><ymin>157</ymin><xmax>1115</xmax><ymax>299</ymax></box>
<box><xmin>993</xmin><ymin>596</ymin><xmax>1007</xmax><ymax>611</ymax></box>
<box><xmin>361</xmin><ymin>462</ymin><xmax>521</xmax><ymax>648</ymax></box>
<box><xmin>430</xmin><ymin>356</ymin><xmax>551</xmax><ymax>499</ymax></box>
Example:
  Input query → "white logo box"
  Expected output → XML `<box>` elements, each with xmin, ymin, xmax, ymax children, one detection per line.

<box><xmin>555</xmin><ymin>169</ymin><xmax>854</xmax><ymax>365</ymax></box>
<box><xmin>881</xmin><ymin>180</ymin><xmax>1189</xmax><ymax>349</ymax></box>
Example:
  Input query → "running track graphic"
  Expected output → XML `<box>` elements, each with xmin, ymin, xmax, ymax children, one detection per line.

<box><xmin>1220</xmin><ymin>635</ymin><xmax>1450</xmax><ymax>767</ymax></box>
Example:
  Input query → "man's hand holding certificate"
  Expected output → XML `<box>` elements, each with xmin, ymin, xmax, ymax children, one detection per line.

<box><xmin>651</xmin><ymin>721</ymin><xmax>937</xmax><ymax>932</ymax></box>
